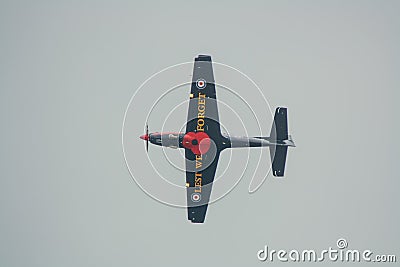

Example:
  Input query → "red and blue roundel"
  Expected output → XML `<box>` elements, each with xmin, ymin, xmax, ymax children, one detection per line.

<box><xmin>191</xmin><ymin>193</ymin><xmax>201</xmax><ymax>202</ymax></box>
<box><xmin>196</xmin><ymin>79</ymin><xmax>206</xmax><ymax>89</ymax></box>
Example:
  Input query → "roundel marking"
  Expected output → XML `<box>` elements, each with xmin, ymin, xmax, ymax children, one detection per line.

<box><xmin>196</xmin><ymin>79</ymin><xmax>206</xmax><ymax>89</ymax></box>
<box><xmin>191</xmin><ymin>193</ymin><xmax>201</xmax><ymax>202</ymax></box>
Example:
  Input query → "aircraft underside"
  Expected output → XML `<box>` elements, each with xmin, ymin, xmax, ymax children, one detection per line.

<box><xmin>139</xmin><ymin>55</ymin><xmax>295</xmax><ymax>223</ymax></box>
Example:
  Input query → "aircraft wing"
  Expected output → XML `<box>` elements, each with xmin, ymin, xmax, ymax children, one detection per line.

<box><xmin>185</xmin><ymin>150</ymin><xmax>220</xmax><ymax>223</ymax></box>
<box><xmin>184</xmin><ymin>55</ymin><xmax>222</xmax><ymax>223</ymax></box>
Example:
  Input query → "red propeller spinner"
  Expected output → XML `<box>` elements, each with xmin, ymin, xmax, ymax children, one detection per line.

<box><xmin>139</xmin><ymin>134</ymin><xmax>149</xmax><ymax>140</ymax></box>
<box><xmin>139</xmin><ymin>124</ymin><xmax>149</xmax><ymax>152</ymax></box>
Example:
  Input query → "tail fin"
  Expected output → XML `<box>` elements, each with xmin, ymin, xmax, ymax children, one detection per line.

<box><xmin>269</xmin><ymin>107</ymin><xmax>291</xmax><ymax>177</ymax></box>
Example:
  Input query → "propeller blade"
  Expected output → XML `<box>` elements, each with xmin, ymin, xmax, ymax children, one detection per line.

<box><xmin>146</xmin><ymin>124</ymin><xmax>149</xmax><ymax>152</ymax></box>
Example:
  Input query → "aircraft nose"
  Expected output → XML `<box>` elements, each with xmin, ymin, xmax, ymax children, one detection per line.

<box><xmin>140</xmin><ymin>134</ymin><xmax>149</xmax><ymax>141</ymax></box>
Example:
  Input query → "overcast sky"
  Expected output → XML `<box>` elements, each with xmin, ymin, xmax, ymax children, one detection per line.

<box><xmin>1</xmin><ymin>1</ymin><xmax>399</xmax><ymax>266</ymax></box>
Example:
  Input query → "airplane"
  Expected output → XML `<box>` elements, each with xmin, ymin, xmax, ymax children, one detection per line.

<box><xmin>140</xmin><ymin>55</ymin><xmax>295</xmax><ymax>223</ymax></box>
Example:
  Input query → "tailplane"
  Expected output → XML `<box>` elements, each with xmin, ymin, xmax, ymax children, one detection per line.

<box><xmin>269</xmin><ymin>107</ymin><xmax>294</xmax><ymax>177</ymax></box>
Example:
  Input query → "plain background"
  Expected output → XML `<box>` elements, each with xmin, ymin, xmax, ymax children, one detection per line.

<box><xmin>1</xmin><ymin>1</ymin><xmax>399</xmax><ymax>266</ymax></box>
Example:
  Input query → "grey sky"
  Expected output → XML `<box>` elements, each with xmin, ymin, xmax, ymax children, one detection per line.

<box><xmin>1</xmin><ymin>1</ymin><xmax>399</xmax><ymax>266</ymax></box>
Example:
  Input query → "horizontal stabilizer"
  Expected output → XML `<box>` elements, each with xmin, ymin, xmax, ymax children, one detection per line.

<box><xmin>269</xmin><ymin>107</ymin><xmax>291</xmax><ymax>177</ymax></box>
<box><xmin>270</xmin><ymin>146</ymin><xmax>288</xmax><ymax>177</ymax></box>
<box><xmin>270</xmin><ymin>107</ymin><xmax>288</xmax><ymax>141</ymax></box>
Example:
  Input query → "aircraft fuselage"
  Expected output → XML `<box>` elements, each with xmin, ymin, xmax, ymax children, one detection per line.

<box><xmin>139</xmin><ymin>132</ymin><xmax>295</xmax><ymax>152</ymax></box>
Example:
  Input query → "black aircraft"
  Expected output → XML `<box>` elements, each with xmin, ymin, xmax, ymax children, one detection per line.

<box><xmin>140</xmin><ymin>55</ymin><xmax>295</xmax><ymax>223</ymax></box>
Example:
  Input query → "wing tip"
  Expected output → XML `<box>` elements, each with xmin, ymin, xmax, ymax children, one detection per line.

<box><xmin>195</xmin><ymin>55</ymin><xmax>212</xmax><ymax>62</ymax></box>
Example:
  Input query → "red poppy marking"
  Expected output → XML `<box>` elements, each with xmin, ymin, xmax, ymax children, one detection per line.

<box><xmin>183</xmin><ymin>132</ymin><xmax>211</xmax><ymax>155</ymax></box>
